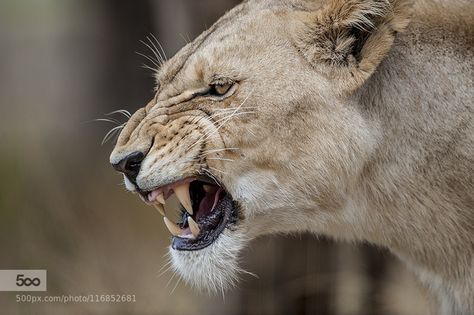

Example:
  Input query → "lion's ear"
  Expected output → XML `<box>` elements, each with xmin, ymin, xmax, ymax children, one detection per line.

<box><xmin>296</xmin><ymin>0</ymin><xmax>412</xmax><ymax>93</ymax></box>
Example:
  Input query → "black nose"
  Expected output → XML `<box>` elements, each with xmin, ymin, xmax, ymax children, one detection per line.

<box><xmin>112</xmin><ymin>151</ymin><xmax>144</xmax><ymax>182</ymax></box>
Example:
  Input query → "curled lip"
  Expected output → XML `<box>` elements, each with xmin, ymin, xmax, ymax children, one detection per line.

<box><xmin>136</xmin><ymin>176</ymin><xmax>216</xmax><ymax>203</ymax></box>
<box><xmin>134</xmin><ymin>175</ymin><xmax>239</xmax><ymax>251</ymax></box>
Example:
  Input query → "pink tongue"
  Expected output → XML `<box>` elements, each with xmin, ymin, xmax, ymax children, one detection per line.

<box><xmin>196</xmin><ymin>187</ymin><xmax>223</xmax><ymax>221</ymax></box>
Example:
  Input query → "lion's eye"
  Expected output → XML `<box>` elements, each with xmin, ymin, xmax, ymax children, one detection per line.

<box><xmin>209</xmin><ymin>82</ymin><xmax>233</xmax><ymax>96</ymax></box>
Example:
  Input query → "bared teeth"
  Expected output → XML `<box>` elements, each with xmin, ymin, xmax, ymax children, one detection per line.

<box><xmin>203</xmin><ymin>184</ymin><xmax>212</xmax><ymax>192</ymax></box>
<box><xmin>188</xmin><ymin>217</ymin><xmax>200</xmax><ymax>238</ymax></box>
<box><xmin>174</xmin><ymin>183</ymin><xmax>193</xmax><ymax>215</ymax></box>
<box><xmin>163</xmin><ymin>217</ymin><xmax>183</xmax><ymax>236</ymax></box>
<box><xmin>156</xmin><ymin>193</ymin><xmax>165</xmax><ymax>204</ymax></box>
<box><xmin>153</xmin><ymin>203</ymin><xmax>165</xmax><ymax>216</ymax></box>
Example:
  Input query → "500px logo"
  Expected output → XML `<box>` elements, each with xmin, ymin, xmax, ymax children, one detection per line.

<box><xmin>0</xmin><ymin>270</ymin><xmax>46</xmax><ymax>291</ymax></box>
<box><xmin>16</xmin><ymin>274</ymin><xmax>41</xmax><ymax>287</ymax></box>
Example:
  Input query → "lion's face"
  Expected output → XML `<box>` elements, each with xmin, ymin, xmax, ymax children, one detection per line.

<box><xmin>110</xmin><ymin>0</ymin><xmax>408</xmax><ymax>292</ymax></box>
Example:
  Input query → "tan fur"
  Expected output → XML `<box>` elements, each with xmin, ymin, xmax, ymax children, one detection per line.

<box><xmin>110</xmin><ymin>0</ymin><xmax>474</xmax><ymax>313</ymax></box>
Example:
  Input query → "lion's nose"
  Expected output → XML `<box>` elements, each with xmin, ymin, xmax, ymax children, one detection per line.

<box><xmin>112</xmin><ymin>151</ymin><xmax>144</xmax><ymax>182</ymax></box>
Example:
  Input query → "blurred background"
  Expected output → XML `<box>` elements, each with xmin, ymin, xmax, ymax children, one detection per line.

<box><xmin>0</xmin><ymin>0</ymin><xmax>435</xmax><ymax>314</ymax></box>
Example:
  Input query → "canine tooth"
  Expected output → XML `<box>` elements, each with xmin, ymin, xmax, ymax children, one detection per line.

<box><xmin>153</xmin><ymin>203</ymin><xmax>165</xmax><ymax>216</ymax></box>
<box><xmin>188</xmin><ymin>217</ymin><xmax>200</xmax><ymax>238</ymax></box>
<box><xmin>203</xmin><ymin>184</ymin><xmax>212</xmax><ymax>192</ymax></box>
<box><xmin>163</xmin><ymin>217</ymin><xmax>182</xmax><ymax>236</ymax></box>
<box><xmin>156</xmin><ymin>193</ymin><xmax>165</xmax><ymax>204</ymax></box>
<box><xmin>174</xmin><ymin>183</ymin><xmax>193</xmax><ymax>215</ymax></box>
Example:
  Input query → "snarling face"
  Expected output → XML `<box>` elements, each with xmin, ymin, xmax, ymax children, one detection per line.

<box><xmin>109</xmin><ymin>0</ymin><xmax>409</xmax><ymax>292</ymax></box>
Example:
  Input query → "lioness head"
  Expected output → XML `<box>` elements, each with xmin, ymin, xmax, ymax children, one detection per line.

<box><xmin>110</xmin><ymin>0</ymin><xmax>410</xmax><ymax>292</ymax></box>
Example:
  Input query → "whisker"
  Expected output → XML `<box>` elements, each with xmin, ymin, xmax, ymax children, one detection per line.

<box><xmin>213</xmin><ymin>111</ymin><xmax>256</xmax><ymax>121</ymax></box>
<box><xmin>140</xmin><ymin>39</ymin><xmax>163</xmax><ymax>67</ymax></box>
<box><xmin>208</xmin><ymin>166</ymin><xmax>228</xmax><ymax>175</ymax></box>
<box><xmin>209</xmin><ymin>111</ymin><xmax>256</xmax><ymax>119</ymax></box>
<box><xmin>135</xmin><ymin>51</ymin><xmax>160</xmax><ymax>69</ymax></box>
<box><xmin>170</xmin><ymin>277</ymin><xmax>181</xmax><ymax>295</ymax></box>
<box><xmin>141</xmin><ymin>63</ymin><xmax>159</xmax><ymax>73</ymax></box>
<box><xmin>189</xmin><ymin>114</ymin><xmax>244</xmax><ymax>150</ymax></box>
<box><xmin>206</xmin><ymin>157</ymin><xmax>234</xmax><ymax>162</ymax></box>
<box><xmin>202</xmin><ymin>169</ymin><xmax>221</xmax><ymax>186</ymax></box>
<box><xmin>190</xmin><ymin>89</ymin><xmax>255</xmax><ymax>149</ymax></box>
<box><xmin>201</xmin><ymin>148</ymin><xmax>240</xmax><ymax>154</ymax></box>
<box><xmin>158</xmin><ymin>263</ymin><xmax>174</xmax><ymax>277</ymax></box>
<box><xmin>93</xmin><ymin>118</ymin><xmax>121</xmax><ymax>125</ymax></box>
<box><xmin>145</xmin><ymin>36</ymin><xmax>166</xmax><ymax>65</ymax></box>
<box><xmin>179</xmin><ymin>33</ymin><xmax>190</xmax><ymax>45</ymax></box>
<box><xmin>185</xmin><ymin>33</ymin><xmax>192</xmax><ymax>45</ymax></box>
<box><xmin>178</xmin><ymin>158</ymin><xmax>200</xmax><ymax>165</ymax></box>
<box><xmin>240</xmin><ymin>268</ymin><xmax>259</xmax><ymax>279</ymax></box>
<box><xmin>101</xmin><ymin>124</ymin><xmax>125</xmax><ymax>145</ymax></box>
<box><xmin>166</xmin><ymin>270</ymin><xmax>177</xmax><ymax>289</ymax></box>
<box><xmin>214</xmin><ymin>106</ymin><xmax>257</xmax><ymax>111</ymax></box>
<box><xmin>105</xmin><ymin>109</ymin><xmax>132</xmax><ymax>119</ymax></box>
<box><xmin>150</xmin><ymin>33</ymin><xmax>168</xmax><ymax>61</ymax></box>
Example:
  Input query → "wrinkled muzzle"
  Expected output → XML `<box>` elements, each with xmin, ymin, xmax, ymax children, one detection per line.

<box><xmin>109</xmin><ymin>102</ymin><xmax>246</xmax><ymax>292</ymax></box>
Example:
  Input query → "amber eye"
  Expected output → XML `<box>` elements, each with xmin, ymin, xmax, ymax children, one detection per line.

<box><xmin>209</xmin><ymin>82</ymin><xmax>233</xmax><ymax>96</ymax></box>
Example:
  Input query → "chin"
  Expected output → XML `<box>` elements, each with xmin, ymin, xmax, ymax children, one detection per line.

<box><xmin>125</xmin><ymin>174</ymin><xmax>253</xmax><ymax>293</ymax></box>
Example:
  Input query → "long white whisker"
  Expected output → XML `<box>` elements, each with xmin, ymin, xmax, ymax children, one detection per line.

<box><xmin>105</xmin><ymin>109</ymin><xmax>132</xmax><ymax>119</ymax></box>
<box><xmin>158</xmin><ymin>259</ymin><xmax>173</xmax><ymax>272</ymax></box>
<box><xmin>101</xmin><ymin>124</ymin><xmax>125</xmax><ymax>145</ymax></box>
<box><xmin>140</xmin><ymin>39</ymin><xmax>163</xmax><ymax>67</ymax></box>
<box><xmin>135</xmin><ymin>51</ymin><xmax>160</xmax><ymax>68</ymax></box>
<box><xmin>158</xmin><ymin>263</ymin><xmax>174</xmax><ymax>277</ymax></box>
<box><xmin>201</xmin><ymin>148</ymin><xmax>240</xmax><ymax>154</ymax></box>
<box><xmin>209</xmin><ymin>111</ymin><xmax>256</xmax><ymax>119</ymax></box>
<box><xmin>94</xmin><ymin>118</ymin><xmax>121</xmax><ymax>125</ymax></box>
<box><xmin>150</xmin><ymin>33</ymin><xmax>168</xmax><ymax>61</ymax></box>
<box><xmin>215</xmin><ymin>111</ymin><xmax>256</xmax><ymax>122</ymax></box>
<box><xmin>145</xmin><ymin>36</ymin><xmax>166</xmax><ymax>65</ymax></box>
<box><xmin>208</xmin><ymin>166</ymin><xmax>228</xmax><ymax>175</ymax></box>
<box><xmin>141</xmin><ymin>63</ymin><xmax>159</xmax><ymax>73</ymax></box>
<box><xmin>166</xmin><ymin>270</ymin><xmax>177</xmax><ymax>289</ymax></box>
<box><xmin>202</xmin><ymin>169</ymin><xmax>221</xmax><ymax>186</ymax></box>
<box><xmin>206</xmin><ymin>157</ymin><xmax>234</xmax><ymax>162</ymax></box>
<box><xmin>190</xmin><ymin>113</ymin><xmax>246</xmax><ymax>150</ymax></box>
<box><xmin>214</xmin><ymin>106</ymin><xmax>257</xmax><ymax>111</ymax></box>
<box><xmin>190</xmin><ymin>90</ymin><xmax>255</xmax><ymax>149</ymax></box>
<box><xmin>179</xmin><ymin>33</ymin><xmax>190</xmax><ymax>45</ymax></box>
<box><xmin>170</xmin><ymin>277</ymin><xmax>181</xmax><ymax>295</ymax></box>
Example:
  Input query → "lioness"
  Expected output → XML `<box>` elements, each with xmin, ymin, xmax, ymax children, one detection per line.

<box><xmin>109</xmin><ymin>0</ymin><xmax>473</xmax><ymax>313</ymax></box>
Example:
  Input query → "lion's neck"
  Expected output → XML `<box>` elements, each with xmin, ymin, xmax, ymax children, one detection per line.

<box><xmin>344</xmin><ymin>26</ymin><xmax>474</xmax><ymax>312</ymax></box>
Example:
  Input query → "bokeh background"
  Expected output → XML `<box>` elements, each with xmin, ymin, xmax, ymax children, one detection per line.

<box><xmin>0</xmin><ymin>1</ymin><xmax>435</xmax><ymax>314</ymax></box>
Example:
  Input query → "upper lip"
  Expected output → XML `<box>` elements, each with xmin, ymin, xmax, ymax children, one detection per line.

<box><xmin>135</xmin><ymin>176</ymin><xmax>218</xmax><ymax>203</ymax></box>
<box><xmin>135</xmin><ymin>176</ymin><xmax>226</xmax><ymax>241</ymax></box>
<box><xmin>140</xmin><ymin>177</ymin><xmax>195</xmax><ymax>203</ymax></box>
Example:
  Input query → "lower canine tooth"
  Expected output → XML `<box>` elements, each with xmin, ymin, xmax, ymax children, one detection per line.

<box><xmin>153</xmin><ymin>203</ymin><xmax>165</xmax><ymax>216</ymax></box>
<box><xmin>174</xmin><ymin>183</ymin><xmax>193</xmax><ymax>215</ymax></box>
<box><xmin>156</xmin><ymin>193</ymin><xmax>165</xmax><ymax>204</ymax></box>
<box><xmin>163</xmin><ymin>217</ymin><xmax>182</xmax><ymax>236</ymax></box>
<box><xmin>188</xmin><ymin>217</ymin><xmax>200</xmax><ymax>238</ymax></box>
<box><xmin>203</xmin><ymin>185</ymin><xmax>212</xmax><ymax>192</ymax></box>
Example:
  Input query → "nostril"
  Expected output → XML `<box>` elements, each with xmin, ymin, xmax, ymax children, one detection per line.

<box><xmin>124</xmin><ymin>151</ymin><xmax>144</xmax><ymax>172</ymax></box>
<box><xmin>112</xmin><ymin>151</ymin><xmax>145</xmax><ymax>181</ymax></box>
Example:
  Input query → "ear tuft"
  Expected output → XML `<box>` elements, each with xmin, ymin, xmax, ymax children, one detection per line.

<box><xmin>296</xmin><ymin>0</ymin><xmax>412</xmax><ymax>93</ymax></box>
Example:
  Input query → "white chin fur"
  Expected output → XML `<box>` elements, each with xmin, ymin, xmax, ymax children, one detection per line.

<box><xmin>123</xmin><ymin>175</ymin><xmax>136</xmax><ymax>191</ymax></box>
<box><xmin>169</xmin><ymin>228</ymin><xmax>248</xmax><ymax>294</ymax></box>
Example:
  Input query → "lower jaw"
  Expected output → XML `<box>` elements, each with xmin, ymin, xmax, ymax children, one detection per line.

<box><xmin>172</xmin><ymin>195</ymin><xmax>238</xmax><ymax>251</ymax></box>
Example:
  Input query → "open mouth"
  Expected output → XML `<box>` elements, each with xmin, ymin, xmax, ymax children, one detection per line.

<box><xmin>137</xmin><ymin>177</ymin><xmax>239</xmax><ymax>251</ymax></box>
